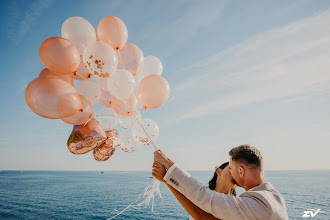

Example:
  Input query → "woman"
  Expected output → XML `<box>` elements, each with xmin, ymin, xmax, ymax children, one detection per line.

<box><xmin>152</xmin><ymin>162</ymin><xmax>237</xmax><ymax>220</ymax></box>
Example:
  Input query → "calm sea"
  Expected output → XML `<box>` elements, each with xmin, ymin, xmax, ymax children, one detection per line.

<box><xmin>0</xmin><ymin>170</ymin><xmax>329</xmax><ymax>219</ymax></box>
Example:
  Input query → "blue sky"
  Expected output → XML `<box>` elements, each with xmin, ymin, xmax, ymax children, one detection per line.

<box><xmin>1</xmin><ymin>0</ymin><xmax>330</xmax><ymax>171</ymax></box>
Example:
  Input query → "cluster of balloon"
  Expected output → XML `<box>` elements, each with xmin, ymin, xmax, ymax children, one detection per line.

<box><xmin>25</xmin><ymin>16</ymin><xmax>171</xmax><ymax>162</ymax></box>
<box><xmin>25</xmin><ymin>16</ymin><xmax>170</xmax><ymax>219</ymax></box>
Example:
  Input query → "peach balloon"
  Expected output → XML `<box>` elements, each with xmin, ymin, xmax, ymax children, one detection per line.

<box><xmin>39</xmin><ymin>37</ymin><xmax>80</xmax><ymax>75</ymax></box>
<box><xmin>137</xmin><ymin>75</ymin><xmax>170</xmax><ymax>109</ymax></box>
<box><xmin>39</xmin><ymin>68</ymin><xmax>74</xmax><ymax>86</ymax></box>
<box><xmin>62</xmin><ymin>95</ymin><xmax>93</xmax><ymax>125</ymax></box>
<box><xmin>117</xmin><ymin>43</ymin><xmax>144</xmax><ymax>76</ymax></box>
<box><xmin>25</xmin><ymin>75</ymin><xmax>82</xmax><ymax>119</ymax></box>
<box><xmin>112</xmin><ymin>94</ymin><xmax>138</xmax><ymax>117</ymax></box>
<box><xmin>97</xmin><ymin>16</ymin><xmax>128</xmax><ymax>50</ymax></box>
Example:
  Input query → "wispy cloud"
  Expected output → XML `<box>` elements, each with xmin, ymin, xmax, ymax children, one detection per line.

<box><xmin>137</xmin><ymin>0</ymin><xmax>226</xmax><ymax>58</ymax></box>
<box><xmin>165</xmin><ymin>9</ymin><xmax>330</xmax><ymax>125</ymax></box>
<box><xmin>6</xmin><ymin>0</ymin><xmax>54</xmax><ymax>44</ymax></box>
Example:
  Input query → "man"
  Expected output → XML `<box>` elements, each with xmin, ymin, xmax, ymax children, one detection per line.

<box><xmin>153</xmin><ymin>144</ymin><xmax>288</xmax><ymax>220</ymax></box>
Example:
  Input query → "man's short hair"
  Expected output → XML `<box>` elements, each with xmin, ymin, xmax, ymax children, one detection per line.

<box><xmin>229</xmin><ymin>145</ymin><xmax>263</xmax><ymax>169</ymax></box>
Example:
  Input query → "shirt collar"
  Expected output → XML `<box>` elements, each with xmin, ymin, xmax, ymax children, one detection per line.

<box><xmin>248</xmin><ymin>182</ymin><xmax>274</xmax><ymax>191</ymax></box>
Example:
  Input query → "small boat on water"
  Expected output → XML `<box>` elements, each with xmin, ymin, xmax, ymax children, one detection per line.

<box><xmin>101</xmin><ymin>171</ymin><xmax>104</xmax><ymax>174</ymax></box>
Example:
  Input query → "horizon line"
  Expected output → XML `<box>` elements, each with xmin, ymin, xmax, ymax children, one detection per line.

<box><xmin>1</xmin><ymin>169</ymin><xmax>329</xmax><ymax>172</ymax></box>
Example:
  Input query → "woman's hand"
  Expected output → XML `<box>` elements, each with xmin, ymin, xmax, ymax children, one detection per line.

<box><xmin>152</xmin><ymin>162</ymin><xmax>167</xmax><ymax>183</ymax></box>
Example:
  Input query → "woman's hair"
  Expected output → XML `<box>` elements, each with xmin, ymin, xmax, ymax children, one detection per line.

<box><xmin>208</xmin><ymin>161</ymin><xmax>235</xmax><ymax>193</ymax></box>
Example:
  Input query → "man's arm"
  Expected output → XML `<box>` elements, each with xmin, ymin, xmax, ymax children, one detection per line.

<box><xmin>166</xmin><ymin>183</ymin><xmax>219</xmax><ymax>220</ymax></box>
<box><xmin>154</xmin><ymin>150</ymin><xmax>269</xmax><ymax>220</ymax></box>
<box><xmin>153</xmin><ymin>162</ymin><xmax>219</xmax><ymax>220</ymax></box>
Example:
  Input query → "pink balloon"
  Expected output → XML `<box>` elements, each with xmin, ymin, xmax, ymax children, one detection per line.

<box><xmin>25</xmin><ymin>75</ymin><xmax>82</xmax><ymax>119</ymax></box>
<box><xmin>112</xmin><ymin>94</ymin><xmax>138</xmax><ymax>117</ymax></box>
<box><xmin>39</xmin><ymin>37</ymin><xmax>80</xmax><ymax>75</ymax></box>
<box><xmin>73</xmin><ymin>59</ymin><xmax>92</xmax><ymax>80</ymax></box>
<box><xmin>62</xmin><ymin>95</ymin><xmax>93</xmax><ymax>125</ymax></box>
<box><xmin>117</xmin><ymin>43</ymin><xmax>144</xmax><ymax>76</ymax></box>
<box><xmin>137</xmin><ymin>75</ymin><xmax>170</xmax><ymax>109</ymax></box>
<box><xmin>39</xmin><ymin>68</ymin><xmax>74</xmax><ymax>86</ymax></box>
<box><xmin>97</xmin><ymin>16</ymin><xmax>128</xmax><ymax>50</ymax></box>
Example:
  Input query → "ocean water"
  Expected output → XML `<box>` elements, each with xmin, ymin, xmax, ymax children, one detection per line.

<box><xmin>0</xmin><ymin>170</ymin><xmax>329</xmax><ymax>219</ymax></box>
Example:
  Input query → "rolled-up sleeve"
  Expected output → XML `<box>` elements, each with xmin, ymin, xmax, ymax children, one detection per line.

<box><xmin>164</xmin><ymin>163</ymin><xmax>178</xmax><ymax>180</ymax></box>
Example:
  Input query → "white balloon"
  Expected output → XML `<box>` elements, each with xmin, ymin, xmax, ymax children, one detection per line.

<box><xmin>119</xmin><ymin>129</ymin><xmax>142</xmax><ymax>152</ymax></box>
<box><xmin>83</xmin><ymin>41</ymin><xmax>118</xmax><ymax>78</ymax></box>
<box><xmin>95</xmin><ymin>75</ymin><xmax>111</xmax><ymax>91</ymax></box>
<box><xmin>62</xmin><ymin>16</ymin><xmax>96</xmax><ymax>54</ymax></box>
<box><xmin>142</xmin><ymin>56</ymin><xmax>163</xmax><ymax>76</ymax></box>
<box><xmin>99</xmin><ymin>89</ymin><xmax>113</xmax><ymax>108</ymax></box>
<box><xmin>107</xmin><ymin>69</ymin><xmax>136</xmax><ymax>99</ymax></box>
<box><xmin>132</xmin><ymin>118</ymin><xmax>159</xmax><ymax>145</ymax></box>
<box><xmin>94</xmin><ymin>108</ymin><xmax>119</xmax><ymax>131</ymax></box>
<box><xmin>75</xmin><ymin>80</ymin><xmax>101</xmax><ymax>104</ymax></box>
<box><xmin>119</xmin><ymin>112</ymin><xmax>141</xmax><ymax>129</ymax></box>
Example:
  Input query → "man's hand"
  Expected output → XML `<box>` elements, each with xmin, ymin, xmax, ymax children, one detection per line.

<box><xmin>152</xmin><ymin>162</ymin><xmax>167</xmax><ymax>183</ymax></box>
<box><xmin>154</xmin><ymin>149</ymin><xmax>175</xmax><ymax>170</ymax></box>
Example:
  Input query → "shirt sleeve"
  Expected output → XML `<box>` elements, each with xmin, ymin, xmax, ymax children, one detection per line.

<box><xmin>163</xmin><ymin>163</ymin><xmax>177</xmax><ymax>180</ymax></box>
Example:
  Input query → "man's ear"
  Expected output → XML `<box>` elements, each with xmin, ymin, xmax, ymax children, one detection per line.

<box><xmin>238</xmin><ymin>166</ymin><xmax>245</xmax><ymax>178</ymax></box>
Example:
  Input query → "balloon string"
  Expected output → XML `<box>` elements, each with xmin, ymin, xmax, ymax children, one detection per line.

<box><xmin>76</xmin><ymin>59</ymin><xmax>161</xmax><ymax>219</ymax></box>
<box><xmin>75</xmin><ymin>71</ymin><xmax>87</xmax><ymax>80</ymax></box>
<box><xmin>84</xmin><ymin>116</ymin><xmax>93</xmax><ymax>126</ymax></box>
<box><xmin>117</xmin><ymin>50</ymin><xmax>126</xmax><ymax>70</ymax></box>
<box><xmin>108</xmin><ymin>178</ymin><xmax>162</xmax><ymax>220</ymax></box>
<box><xmin>74</xmin><ymin>71</ymin><xmax>94</xmax><ymax>126</ymax></box>
<box><xmin>102</xmin><ymin>87</ymin><xmax>158</xmax><ymax>151</ymax></box>
<box><xmin>112</xmin><ymin>51</ymin><xmax>159</xmax><ymax>151</ymax></box>
<box><xmin>104</xmin><ymin>52</ymin><xmax>162</xmax><ymax>219</ymax></box>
